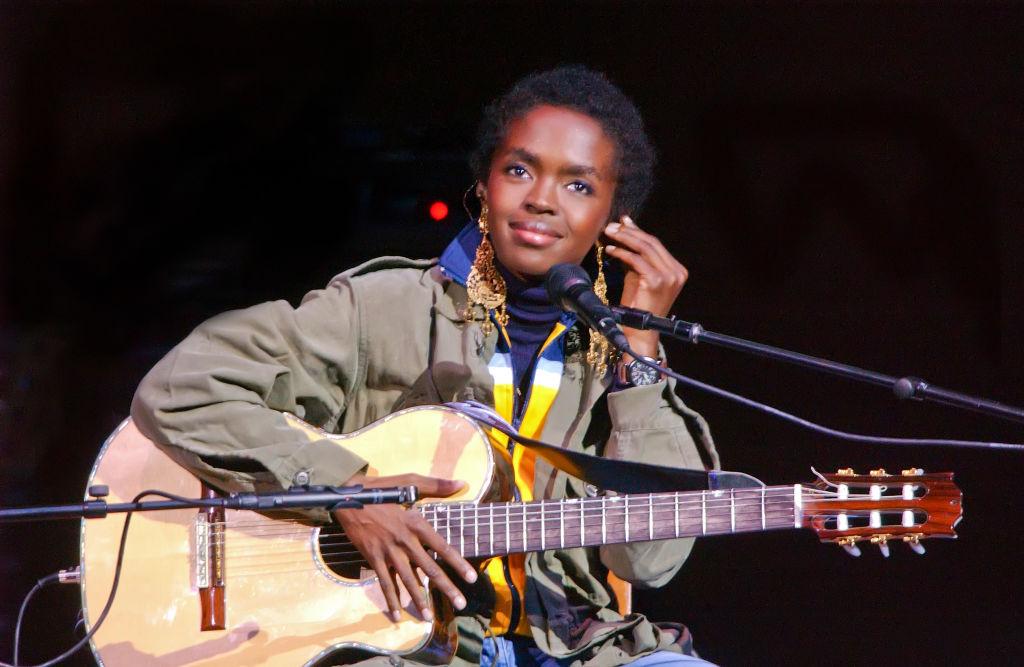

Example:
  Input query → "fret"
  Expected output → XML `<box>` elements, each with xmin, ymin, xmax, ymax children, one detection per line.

<box><xmin>522</xmin><ymin>503</ymin><xmax>527</xmax><ymax>552</ymax></box>
<box><xmin>701</xmin><ymin>491</ymin><xmax>707</xmax><ymax>535</ymax></box>
<box><xmin>618</xmin><ymin>495</ymin><xmax>626</xmax><ymax>540</ymax></box>
<box><xmin>760</xmin><ymin>486</ymin><xmax>766</xmax><ymax>530</ymax></box>
<box><xmin>460</xmin><ymin>506</ymin><xmax>468</xmax><ymax>557</ymax></box>
<box><xmin>730</xmin><ymin>488</ymin><xmax>736</xmax><ymax>533</ymax></box>
<box><xmin>489</xmin><ymin>504</ymin><xmax>494</xmax><ymax>555</ymax></box>
<box><xmin>601</xmin><ymin>497</ymin><xmax>607</xmax><ymax>544</ymax></box>
<box><xmin>559</xmin><ymin>501</ymin><xmax>565</xmax><ymax>549</ymax></box>
<box><xmin>648</xmin><ymin>494</ymin><xmax>654</xmax><ymax>540</ymax></box>
<box><xmin>473</xmin><ymin>504</ymin><xmax>478</xmax><ymax>557</ymax></box>
<box><xmin>580</xmin><ymin>499</ymin><xmax>585</xmax><ymax>547</ymax></box>
<box><xmin>794</xmin><ymin>484</ymin><xmax>802</xmax><ymax>529</ymax></box>
<box><xmin>505</xmin><ymin>504</ymin><xmax>511</xmax><ymax>554</ymax></box>
<box><xmin>540</xmin><ymin>499</ymin><xmax>546</xmax><ymax>551</ymax></box>
<box><xmin>445</xmin><ymin>507</ymin><xmax>451</xmax><ymax>549</ymax></box>
<box><xmin>674</xmin><ymin>493</ymin><xmax>680</xmax><ymax>538</ymax></box>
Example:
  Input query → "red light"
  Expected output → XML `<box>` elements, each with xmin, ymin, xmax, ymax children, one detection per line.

<box><xmin>429</xmin><ymin>201</ymin><xmax>449</xmax><ymax>221</ymax></box>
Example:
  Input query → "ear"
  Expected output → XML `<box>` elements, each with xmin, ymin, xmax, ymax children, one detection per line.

<box><xmin>475</xmin><ymin>182</ymin><xmax>487</xmax><ymax>202</ymax></box>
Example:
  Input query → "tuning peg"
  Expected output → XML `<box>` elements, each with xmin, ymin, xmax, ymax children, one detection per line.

<box><xmin>836</xmin><ymin>468</ymin><xmax>854</xmax><ymax>476</ymax></box>
<box><xmin>904</xmin><ymin>534</ymin><xmax>926</xmax><ymax>555</ymax></box>
<box><xmin>869</xmin><ymin>468</ymin><xmax>888</xmax><ymax>477</ymax></box>
<box><xmin>901</xmin><ymin>468</ymin><xmax>924</xmax><ymax>476</ymax></box>
<box><xmin>837</xmin><ymin>536</ymin><xmax>861</xmax><ymax>557</ymax></box>
<box><xmin>871</xmin><ymin>534</ymin><xmax>890</xmax><ymax>558</ymax></box>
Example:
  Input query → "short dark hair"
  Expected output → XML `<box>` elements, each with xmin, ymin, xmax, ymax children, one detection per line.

<box><xmin>470</xmin><ymin>65</ymin><xmax>656</xmax><ymax>218</ymax></box>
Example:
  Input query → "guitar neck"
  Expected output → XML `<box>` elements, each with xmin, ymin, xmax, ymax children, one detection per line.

<box><xmin>420</xmin><ymin>485</ymin><xmax>800</xmax><ymax>558</ymax></box>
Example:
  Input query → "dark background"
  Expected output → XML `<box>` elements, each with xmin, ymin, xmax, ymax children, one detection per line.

<box><xmin>2</xmin><ymin>2</ymin><xmax>1022</xmax><ymax>665</ymax></box>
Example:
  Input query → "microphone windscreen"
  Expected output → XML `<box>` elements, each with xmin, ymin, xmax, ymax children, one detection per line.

<box><xmin>545</xmin><ymin>263</ymin><xmax>591</xmax><ymax>307</ymax></box>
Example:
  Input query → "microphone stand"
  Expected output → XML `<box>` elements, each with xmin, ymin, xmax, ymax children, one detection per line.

<box><xmin>613</xmin><ymin>305</ymin><xmax>1024</xmax><ymax>426</ymax></box>
<box><xmin>0</xmin><ymin>484</ymin><xmax>417</xmax><ymax>523</ymax></box>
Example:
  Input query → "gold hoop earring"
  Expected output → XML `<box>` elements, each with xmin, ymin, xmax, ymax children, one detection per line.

<box><xmin>586</xmin><ymin>241</ymin><xmax>615</xmax><ymax>376</ymax></box>
<box><xmin>464</xmin><ymin>202</ymin><xmax>508</xmax><ymax>335</ymax></box>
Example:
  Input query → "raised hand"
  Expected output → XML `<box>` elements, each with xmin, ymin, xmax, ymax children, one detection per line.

<box><xmin>603</xmin><ymin>215</ymin><xmax>689</xmax><ymax>359</ymax></box>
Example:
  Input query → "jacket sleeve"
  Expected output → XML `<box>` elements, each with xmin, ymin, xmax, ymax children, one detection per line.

<box><xmin>130</xmin><ymin>276</ymin><xmax>369</xmax><ymax>518</ymax></box>
<box><xmin>598</xmin><ymin>357</ymin><xmax>719</xmax><ymax>588</ymax></box>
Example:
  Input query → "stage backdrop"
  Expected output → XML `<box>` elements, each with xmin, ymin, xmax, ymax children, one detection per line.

<box><xmin>2</xmin><ymin>3</ymin><xmax>1022</xmax><ymax>665</ymax></box>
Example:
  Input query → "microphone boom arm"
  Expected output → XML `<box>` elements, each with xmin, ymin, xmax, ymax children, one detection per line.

<box><xmin>612</xmin><ymin>305</ymin><xmax>1024</xmax><ymax>425</ymax></box>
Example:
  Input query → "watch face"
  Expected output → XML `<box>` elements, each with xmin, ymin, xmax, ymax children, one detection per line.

<box><xmin>628</xmin><ymin>359</ymin><xmax>662</xmax><ymax>385</ymax></box>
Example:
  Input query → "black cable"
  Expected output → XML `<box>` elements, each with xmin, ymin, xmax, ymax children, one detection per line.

<box><xmin>626</xmin><ymin>350</ymin><xmax>1024</xmax><ymax>452</ymax></box>
<box><xmin>12</xmin><ymin>573</ymin><xmax>61</xmax><ymax>665</ymax></box>
<box><xmin>1</xmin><ymin>490</ymin><xmax>189</xmax><ymax>667</ymax></box>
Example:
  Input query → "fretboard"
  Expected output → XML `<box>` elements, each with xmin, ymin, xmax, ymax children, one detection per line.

<box><xmin>419</xmin><ymin>486</ymin><xmax>800</xmax><ymax>558</ymax></box>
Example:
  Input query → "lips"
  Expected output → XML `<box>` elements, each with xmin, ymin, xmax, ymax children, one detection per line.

<box><xmin>508</xmin><ymin>220</ymin><xmax>562</xmax><ymax>248</ymax></box>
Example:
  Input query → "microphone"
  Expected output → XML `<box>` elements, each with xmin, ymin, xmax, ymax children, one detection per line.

<box><xmin>545</xmin><ymin>263</ymin><xmax>631</xmax><ymax>352</ymax></box>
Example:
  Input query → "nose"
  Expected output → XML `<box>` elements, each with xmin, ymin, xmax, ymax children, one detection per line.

<box><xmin>523</xmin><ymin>177</ymin><xmax>557</xmax><ymax>216</ymax></box>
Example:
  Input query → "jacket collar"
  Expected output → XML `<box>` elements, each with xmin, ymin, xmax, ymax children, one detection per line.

<box><xmin>438</xmin><ymin>222</ymin><xmax>482</xmax><ymax>286</ymax></box>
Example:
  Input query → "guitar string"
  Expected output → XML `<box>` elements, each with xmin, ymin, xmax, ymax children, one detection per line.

<box><xmin>204</xmin><ymin>486</ymin><xmax>866</xmax><ymax>531</ymax></box>
<box><xmin>212</xmin><ymin>496</ymin><xmax>804</xmax><ymax>544</ymax></box>
<box><xmin>206</xmin><ymin>492</ymin><xmax>902</xmax><ymax>554</ymax></box>
<box><xmin>223</xmin><ymin>513</ymin><xmax>803</xmax><ymax>576</ymax></box>
<box><xmin>222</xmin><ymin>501</ymin><xmax>913</xmax><ymax>576</ymax></box>
<box><xmin>217</xmin><ymin>504</ymin><xmax>804</xmax><ymax>564</ymax></box>
<box><xmin>216</xmin><ymin>501</ymin><xmax>879</xmax><ymax>567</ymax></box>
<box><xmin>204</xmin><ymin>493</ymin><xmax>808</xmax><ymax>545</ymax></box>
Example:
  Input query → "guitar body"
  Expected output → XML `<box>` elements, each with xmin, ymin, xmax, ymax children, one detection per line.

<box><xmin>81</xmin><ymin>405</ymin><xmax>498</xmax><ymax>666</ymax></box>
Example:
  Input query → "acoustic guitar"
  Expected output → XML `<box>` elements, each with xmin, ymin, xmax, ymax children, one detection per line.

<box><xmin>80</xmin><ymin>405</ymin><xmax>962</xmax><ymax>666</ymax></box>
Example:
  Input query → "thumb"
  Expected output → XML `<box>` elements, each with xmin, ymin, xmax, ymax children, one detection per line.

<box><xmin>409</xmin><ymin>475</ymin><xmax>467</xmax><ymax>498</ymax></box>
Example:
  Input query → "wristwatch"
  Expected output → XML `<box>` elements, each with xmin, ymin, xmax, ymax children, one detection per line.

<box><xmin>617</xmin><ymin>355</ymin><xmax>664</xmax><ymax>387</ymax></box>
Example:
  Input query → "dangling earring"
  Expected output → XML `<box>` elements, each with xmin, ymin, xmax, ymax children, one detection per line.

<box><xmin>465</xmin><ymin>202</ymin><xmax>508</xmax><ymax>336</ymax></box>
<box><xmin>587</xmin><ymin>241</ymin><xmax>614</xmax><ymax>376</ymax></box>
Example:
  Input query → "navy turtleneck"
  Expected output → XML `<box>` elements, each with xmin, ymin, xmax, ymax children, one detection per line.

<box><xmin>496</xmin><ymin>262</ymin><xmax>564</xmax><ymax>404</ymax></box>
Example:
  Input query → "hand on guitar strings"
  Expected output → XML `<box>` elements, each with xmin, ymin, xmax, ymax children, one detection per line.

<box><xmin>333</xmin><ymin>472</ymin><xmax>478</xmax><ymax>623</ymax></box>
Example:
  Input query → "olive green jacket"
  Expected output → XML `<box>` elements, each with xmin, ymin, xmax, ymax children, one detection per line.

<box><xmin>131</xmin><ymin>255</ymin><xmax>719</xmax><ymax>666</ymax></box>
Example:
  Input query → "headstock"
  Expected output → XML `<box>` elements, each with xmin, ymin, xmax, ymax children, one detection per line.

<box><xmin>801</xmin><ymin>468</ymin><xmax>963</xmax><ymax>557</ymax></box>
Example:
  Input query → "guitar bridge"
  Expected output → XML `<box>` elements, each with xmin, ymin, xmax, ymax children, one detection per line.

<box><xmin>195</xmin><ymin>484</ymin><xmax>226</xmax><ymax>631</ymax></box>
<box><xmin>195</xmin><ymin>514</ymin><xmax>210</xmax><ymax>589</ymax></box>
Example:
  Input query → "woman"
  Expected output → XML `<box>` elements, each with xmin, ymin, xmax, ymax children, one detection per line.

<box><xmin>133</xmin><ymin>65</ymin><xmax>719</xmax><ymax>666</ymax></box>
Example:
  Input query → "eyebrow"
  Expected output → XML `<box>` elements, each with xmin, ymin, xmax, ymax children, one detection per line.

<box><xmin>507</xmin><ymin>147</ymin><xmax>604</xmax><ymax>180</ymax></box>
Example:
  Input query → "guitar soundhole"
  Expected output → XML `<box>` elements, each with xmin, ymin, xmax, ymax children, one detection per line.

<box><xmin>316</xmin><ymin>525</ymin><xmax>370</xmax><ymax>580</ymax></box>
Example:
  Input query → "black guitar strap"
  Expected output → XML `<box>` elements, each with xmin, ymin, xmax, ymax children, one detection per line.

<box><xmin>445</xmin><ymin>401</ymin><xmax>761</xmax><ymax>494</ymax></box>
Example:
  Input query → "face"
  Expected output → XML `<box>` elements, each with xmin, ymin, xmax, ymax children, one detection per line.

<box><xmin>479</xmin><ymin>104</ymin><xmax>617</xmax><ymax>281</ymax></box>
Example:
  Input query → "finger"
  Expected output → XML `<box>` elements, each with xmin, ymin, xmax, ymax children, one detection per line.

<box><xmin>408</xmin><ymin>475</ymin><xmax>467</xmax><ymax>499</ymax></box>
<box><xmin>606</xmin><ymin>224</ymin><xmax>671</xmax><ymax>268</ymax></box>
<box><xmin>367</xmin><ymin>552</ymin><xmax>403</xmax><ymax>622</ymax></box>
<box><xmin>407</xmin><ymin>542</ymin><xmax>469</xmax><ymax>612</ymax></box>
<box><xmin>391</xmin><ymin>548</ymin><xmax>434</xmax><ymax>621</ymax></box>
<box><xmin>605</xmin><ymin>244</ymin><xmax>660</xmax><ymax>283</ymax></box>
<box><xmin>416</xmin><ymin>519</ymin><xmax>478</xmax><ymax>585</ymax></box>
<box><xmin>607</xmin><ymin>227</ymin><xmax>687</xmax><ymax>287</ymax></box>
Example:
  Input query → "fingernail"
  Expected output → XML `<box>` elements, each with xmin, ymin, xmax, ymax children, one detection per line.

<box><xmin>390</xmin><ymin>610</ymin><xmax>401</xmax><ymax>622</ymax></box>
<box><xmin>623</xmin><ymin>216</ymin><xmax>637</xmax><ymax>227</ymax></box>
<box><xmin>454</xmin><ymin>595</ymin><xmax>467</xmax><ymax>610</ymax></box>
<box><xmin>465</xmin><ymin>569</ymin><xmax>478</xmax><ymax>583</ymax></box>
<box><xmin>606</xmin><ymin>223</ymin><xmax>621</xmax><ymax>233</ymax></box>
<box><xmin>422</xmin><ymin>607</ymin><xmax>434</xmax><ymax>622</ymax></box>
<box><xmin>605</xmin><ymin>244</ymin><xmax>617</xmax><ymax>253</ymax></box>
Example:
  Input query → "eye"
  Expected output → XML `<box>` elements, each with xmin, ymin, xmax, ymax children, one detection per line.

<box><xmin>504</xmin><ymin>164</ymin><xmax>530</xmax><ymax>178</ymax></box>
<box><xmin>567</xmin><ymin>180</ymin><xmax>594</xmax><ymax>195</ymax></box>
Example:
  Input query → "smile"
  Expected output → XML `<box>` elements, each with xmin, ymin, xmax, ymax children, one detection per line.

<box><xmin>508</xmin><ymin>221</ymin><xmax>562</xmax><ymax>248</ymax></box>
